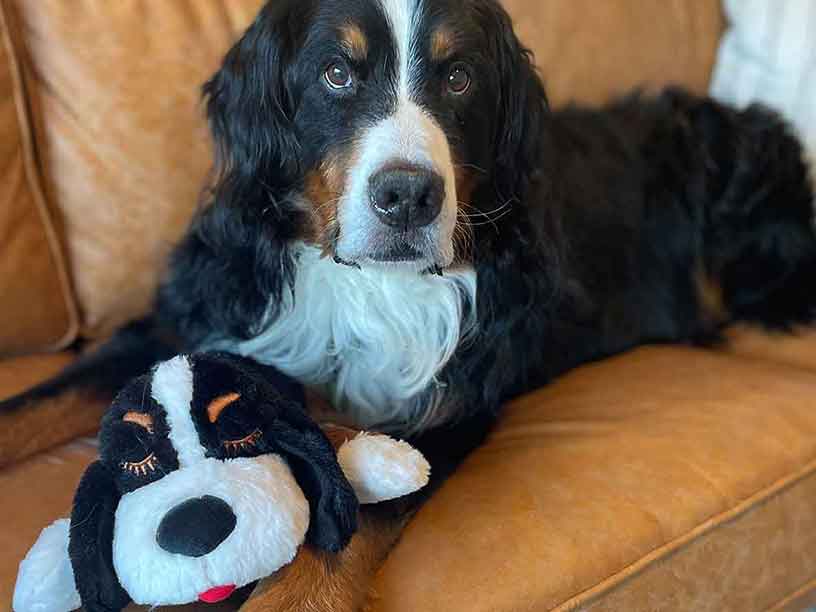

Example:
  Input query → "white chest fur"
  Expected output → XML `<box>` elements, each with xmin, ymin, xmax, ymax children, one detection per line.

<box><xmin>222</xmin><ymin>244</ymin><xmax>477</xmax><ymax>433</ymax></box>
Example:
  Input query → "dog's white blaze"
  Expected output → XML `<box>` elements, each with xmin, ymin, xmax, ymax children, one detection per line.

<box><xmin>335</xmin><ymin>0</ymin><xmax>458</xmax><ymax>267</ymax></box>
<box><xmin>151</xmin><ymin>356</ymin><xmax>206</xmax><ymax>468</ymax></box>
<box><xmin>218</xmin><ymin>244</ymin><xmax>477</xmax><ymax>433</ymax></box>
<box><xmin>379</xmin><ymin>0</ymin><xmax>420</xmax><ymax>97</ymax></box>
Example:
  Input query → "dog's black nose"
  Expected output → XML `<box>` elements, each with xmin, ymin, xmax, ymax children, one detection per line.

<box><xmin>369</xmin><ymin>164</ymin><xmax>445</xmax><ymax>230</ymax></box>
<box><xmin>156</xmin><ymin>496</ymin><xmax>236</xmax><ymax>558</ymax></box>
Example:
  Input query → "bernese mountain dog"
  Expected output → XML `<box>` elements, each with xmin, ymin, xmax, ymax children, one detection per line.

<box><xmin>4</xmin><ymin>0</ymin><xmax>816</xmax><ymax>607</ymax></box>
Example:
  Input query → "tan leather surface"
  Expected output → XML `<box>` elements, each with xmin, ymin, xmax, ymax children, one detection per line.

<box><xmin>505</xmin><ymin>0</ymin><xmax>724</xmax><ymax>107</ymax></box>
<box><xmin>726</xmin><ymin>325</ymin><xmax>816</xmax><ymax>374</ymax></box>
<box><xmin>370</xmin><ymin>345</ymin><xmax>816</xmax><ymax>612</ymax></box>
<box><xmin>0</xmin><ymin>1</ymin><xmax>78</xmax><ymax>355</ymax></box>
<box><xmin>10</xmin><ymin>0</ymin><xmax>266</xmax><ymax>338</ymax></box>
<box><xmin>0</xmin><ymin>439</ymin><xmax>97</xmax><ymax>608</ymax></box>
<box><xmin>0</xmin><ymin>352</ymin><xmax>104</xmax><ymax>468</ymax></box>
<box><xmin>6</xmin><ymin>0</ymin><xmax>722</xmax><ymax>339</ymax></box>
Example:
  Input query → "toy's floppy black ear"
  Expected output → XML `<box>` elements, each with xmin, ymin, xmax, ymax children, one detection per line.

<box><xmin>265</xmin><ymin>413</ymin><xmax>359</xmax><ymax>553</ymax></box>
<box><xmin>68</xmin><ymin>461</ymin><xmax>130</xmax><ymax>612</ymax></box>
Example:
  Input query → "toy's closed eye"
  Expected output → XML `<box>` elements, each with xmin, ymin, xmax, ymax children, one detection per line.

<box><xmin>223</xmin><ymin>429</ymin><xmax>262</xmax><ymax>455</ymax></box>
<box><xmin>122</xmin><ymin>453</ymin><xmax>159</xmax><ymax>476</ymax></box>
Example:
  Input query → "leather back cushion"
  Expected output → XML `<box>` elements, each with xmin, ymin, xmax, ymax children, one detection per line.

<box><xmin>506</xmin><ymin>0</ymin><xmax>724</xmax><ymax>106</ymax></box>
<box><xmin>10</xmin><ymin>0</ymin><xmax>722</xmax><ymax>339</ymax></box>
<box><xmin>0</xmin><ymin>1</ymin><xmax>77</xmax><ymax>355</ymax></box>
<box><xmin>11</xmin><ymin>0</ymin><xmax>265</xmax><ymax>338</ymax></box>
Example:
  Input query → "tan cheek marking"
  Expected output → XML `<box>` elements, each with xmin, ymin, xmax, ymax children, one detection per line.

<box><xmin>207</xmin><ymin>392</ymin><xmax>241</xmax><ymax>424</ymax></box>
<box><xmin>340</xmin><ymin>23</ymin><xmax>368</xmax><ymax>61</ymax></box>
<box><xmin>123</xmin><ymin>411</ymin><xmax>154</xmax><ymax>433</ymax></box>
<box><xmin>304</xmin><ymin>146</ymin><xmax>360</xmax><ymax>255</ymax></box>
<box><xmin>451</xmin><ymin>163</ymin><xmax>479</xmax><ymax>264</ymax></box>
<box><xmin>305</xmin><ymin>170</ymin><xmax>341</xmax><ymax>255</ymax></box>
<box><xmin>454</xmin><ymin>164</ymin><xmax>478</xmax><ymax>207</ymax></box>
<box><xmin>431</xmin><ymin>27</ymin><xmax>455</xmax><ymax>62</ymax></box>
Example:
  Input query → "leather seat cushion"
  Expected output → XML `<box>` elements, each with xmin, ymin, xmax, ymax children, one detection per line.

<box><xmin>371</xmin><ymin>341</ymin><xmax>816</xmax><ymax>611</ymax></box>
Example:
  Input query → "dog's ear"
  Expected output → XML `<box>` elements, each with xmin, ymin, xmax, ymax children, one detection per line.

<box><xmin>68</xmin><ymin>461</ymin><xmax>130</xmax><ymax>612</ymax></box>
<box><xmin>264</xmin><ymin>412</ymin><xmax>359</xmax><ymax>553</ymax></box>
<box><xmin>157</xmin><ymin>1</ymin><xmax>311</xmax><ymax>342</ymax></box>
<box><xmin>475</xmin><ymin>1</ymin><xmax>548</xmax><ymax>198</ymax></box>
<box><xmin>203</xmin><ymin>0</ymin><xmax>307</xmax><ymax>194</ymax></box>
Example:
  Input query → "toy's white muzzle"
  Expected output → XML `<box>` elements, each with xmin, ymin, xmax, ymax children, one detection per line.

<box><xmin>113</xmin><ymin>455</ymin><xmax>308</xmax><ymax>606</ymax></box>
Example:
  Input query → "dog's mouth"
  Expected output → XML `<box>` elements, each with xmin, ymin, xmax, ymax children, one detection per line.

<box><xmin>332</xmin><ymin>240</ymin><xmax>446</xmax><ymax>275</ymax></box>
<box><xmin>369</xmin><ymin>240</ymin><xmax>424</xmax><ymax>263</ymax></box>
<box><xmin>331</xmin><ymin>225</ymin><xmax>454</xmax><ymax>273</ymax></box>
<box><xmin>199</xmin><ymin>584</ymin><xmax>236</xmax><ymax>604</ymax></box>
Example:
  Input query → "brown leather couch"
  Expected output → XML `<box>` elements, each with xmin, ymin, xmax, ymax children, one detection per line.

<box><xmin>2</xmin><ymin>1</ymin><xmax>815</xmax><ymax>610</ymax></box>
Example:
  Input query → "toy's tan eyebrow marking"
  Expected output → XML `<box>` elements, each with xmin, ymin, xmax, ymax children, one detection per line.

<box><xmin>207</xmin><ymin>393</ymin><xmax>241</xmax><ymax>423</ymax></box>
<box><xmin>340</xmin><ymin>22</ymin><xmax>368</xmax><ymax>60</ymax></box>
<box><xmin>123</xmin><ymin>411</ymin><xmax>154</xmax><ymax>433</ymax></box>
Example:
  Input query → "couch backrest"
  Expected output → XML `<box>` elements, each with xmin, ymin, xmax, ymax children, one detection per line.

<box><xmin>0</xmin><ymin>0</ymin><xmax>723</xmax><ymax>349</ymax></box>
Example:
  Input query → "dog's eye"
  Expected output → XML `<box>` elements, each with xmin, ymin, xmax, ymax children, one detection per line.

<box><xmin>122</xmin><ymin>453</ymin><xmax>159</xmax><ymax>477</ymax></box>
<box><xmin>325</xmin><ymin>61</ymin><xmax>353</xmax><ymax>90</ymax></box>
<box><xmin>223</xmin><ymin>429</ymin><xmax>262</xmax><ymax>455</ymax></box>
<box><xmin>447</xmin><ymin>63</ymin><xmax>471</xmax><ymax>95</ymax></box>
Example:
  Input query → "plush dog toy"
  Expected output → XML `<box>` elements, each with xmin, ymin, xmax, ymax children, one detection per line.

<box><xmin>14</xmin><ymin>353</ymin><xmax>429</xmax><ymax>612</ymax></box>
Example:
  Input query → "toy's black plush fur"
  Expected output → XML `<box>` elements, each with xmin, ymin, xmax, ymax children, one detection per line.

<box><xmin>69</xmin><ymin>462</ymin><xmax>130</xmax><ymax>612</ymax></box>
<box><xmin>4</xmin><ymin>0</ymin><xmax>816</xmax><ymax>482</ymax></box>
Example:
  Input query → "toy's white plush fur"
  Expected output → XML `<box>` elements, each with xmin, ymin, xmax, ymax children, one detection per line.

<box><xmin>220</xmin><ymin>244</ymin><xmax>477</xmax><ymax>433</ymax></box>
<box><xmin>338</xmin><ymin>433</ymin><xmax>431</xmax><ymax>504</ymax></box>
<box><xmin>152</xmin><ymin>356</ymin><xmax>206</xmax><ymax>467</ymax></box>
<box><xmin>114</xmin><ymin>455</ymin><xmax>309</xmax><ymax>606</ymax></box>
<box><xmin>13</xmin><ymin>520</ymin><xmax>81</xmax><ymax>612</ymax></box>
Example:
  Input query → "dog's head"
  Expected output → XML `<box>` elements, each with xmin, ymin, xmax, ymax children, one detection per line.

<box><xmin>55</xmin><ymin>354</ymin><xmax>429</xmax><ymax>610</ymax></box>
<box><xmin>204</xmin><ymin>0</ymin><xmax>546</xmax><ymax>272</ymax></box>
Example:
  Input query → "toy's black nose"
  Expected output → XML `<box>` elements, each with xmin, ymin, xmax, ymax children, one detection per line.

<box><xmin>369</xmin><ymin>164</ymin><xmax>445</xmax><ymax>230</ymax></box>
<box><xmin>156</xmin><ymin>496</ymin><xmax>236</xmax><ymax>558</ymax></box>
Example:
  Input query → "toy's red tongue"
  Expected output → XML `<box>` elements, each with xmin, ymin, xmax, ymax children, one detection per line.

<box><xmin>199</xmin><ymin>585</ymin><xmax>236</xmax><ymax>604</ymax></box>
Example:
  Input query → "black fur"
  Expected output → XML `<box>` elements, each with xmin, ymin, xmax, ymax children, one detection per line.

<box><xmin>4</xmin><ymin>0</ymin><xmax>816</xmax><ymax>483</ymax></box>
<box><xmin>69</xmin><ymin>461</ymin><xmax>130</xmax><ymax>612</ymax></box>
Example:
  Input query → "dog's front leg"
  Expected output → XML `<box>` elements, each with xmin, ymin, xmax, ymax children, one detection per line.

<box><xmin>241</xmin><ymin>412</ymin><xmax>496</xmax><ymax>612</ymax></box>
<box><xmin>241</xmin><ymin>509</ymin><xmax>408</xmax><ymax>612</ymax></box>
<box><xmin>240</xmin><ymin>423</ymin><xmax>416</xmax><ymax>612</ymax></box>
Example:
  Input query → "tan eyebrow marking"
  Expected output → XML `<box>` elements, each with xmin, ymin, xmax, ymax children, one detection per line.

<box><xmin>208</xmin><ymin>393</ymin><xmax>241</xmax><ymax>424</ymax></box>
<box><xmin>123</xmin><ymin>412</ymin><xmax>154</xmax><ymax>433</ymax></box>
<box><xmin>340</xmin><ymin>22</ymin><xmax>368</xmax><ymax>60</ymax></box>
<box><xmin>431</xmin><ymin>26</ymin><xmax>456</xmax><ymax>62</ymax></box>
